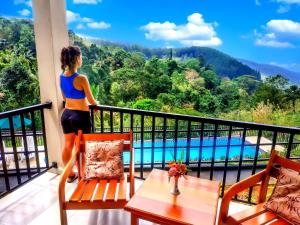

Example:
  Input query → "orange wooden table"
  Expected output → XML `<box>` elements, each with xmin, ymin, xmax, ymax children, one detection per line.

<box><xmin>125</xmin><ymin>169</ymin><xmax>220</xmax><ymax>225</ymax></box>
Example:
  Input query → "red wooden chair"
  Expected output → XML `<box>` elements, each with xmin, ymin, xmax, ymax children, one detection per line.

<box><xmin>218</xmin><ymin>150</ymin><xmax>300</xmax><ymax>225</ymax></box>
<box><xmin>58</xmin><ymin>130</ymin><xmax>135</xmax><ymax>225</ymax></box>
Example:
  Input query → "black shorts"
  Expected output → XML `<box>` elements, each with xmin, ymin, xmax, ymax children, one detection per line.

<box><xmin>61</xmin><ymin>109</ymin><xmax>91</xmax><ymax>134</ymax></box>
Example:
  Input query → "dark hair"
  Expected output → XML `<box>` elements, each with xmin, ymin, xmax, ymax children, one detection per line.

<box><xmin>60</xmin><ymin>46</ymin><xmax>81</xmax><ymax>70</ymax></box>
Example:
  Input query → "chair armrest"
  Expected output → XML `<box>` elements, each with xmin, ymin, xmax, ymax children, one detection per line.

<box><xmin>218</xmin><ymin>170</ymin><xmax>266</xmax><ymax>225</ymax></box>
<box><xmin>58</xmin><ymin>148</ymin><xmax>79</xmax><ymax>204</ymax></box>
<box><xmin>129</xmin><ymin>147</ymin><xmax>135</xmax><ymax>198</ymax></box>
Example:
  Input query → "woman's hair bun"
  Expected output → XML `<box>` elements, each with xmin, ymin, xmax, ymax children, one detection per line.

<box><xmin>60</xmin><ymin>46</ymin><xmax>81</xmax><ymax>70</ymax></box>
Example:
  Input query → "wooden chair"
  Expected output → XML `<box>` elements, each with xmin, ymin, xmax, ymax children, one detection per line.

<box><xmin>219</xmin><ymin>150</ymin><xmax>300</xmax><ymax>225</ymax></box>
<box><xmin>58</xmin><ymin>130</ymin><xmax>135</xmax><ymax>225</ymax></box>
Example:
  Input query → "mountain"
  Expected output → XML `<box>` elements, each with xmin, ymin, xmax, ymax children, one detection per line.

<box><xmin>238</xmin><ymin>59</ymin><xmax>300</xmax><ymax>85</ymax></box>
<box><xmin>174</xmin><ymin>47</ymin><xmax>260</xmax><ymax>80</ymax></box>
<box><xmin>87</xmin><ymin>38</ymin><xmax>261</xmax><ymax>80</ymax></box>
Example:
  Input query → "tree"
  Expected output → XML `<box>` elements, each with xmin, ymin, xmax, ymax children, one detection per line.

<box><xmin>183</xmin><ymin>58</ymin><xmax>201</xmax><ymax>72</ymax></box>
<box><xmin>265</xmin><ymin>74</ymin><xmax>288</xmax><ymax>90</ymax></box>
<box><xmin>195</xmin><ymin>89</ymin><xmax>219</xmax><ymax>114</ymax></box>
<box><xmin>124</xmin><ymin>52</ymin><xmax>145</xmax><ymax>69</ymax></box>
<box><xmin>167</xmin><ymin>59</ymin><xmax>178</xmax><ymax>76</ymax></box>
<box><xmin>234</xmin><ymin>75</ymin><xmax>260</xmax><ymax>94</ymax></box>
<box><xmin>254</xmin><ymin>81</ymin><xmax>285</xmax><ymax>108</ymax></box>
<box><xmin>185</xmin><ymin>69</ymin><xmax>205</xmax><ymax>91</ymax></box>
<box><xmin>0</xmin><ymin>60</ymin><xmax>36</xmax><ymax>109</ymax></box>
<box><xmin>285</xmin><ymin>85</ymin><xmax>300</xmax><ymax>112</ymax></box>
<box><xmin>216</xmin><ymin>80</ymin><xmax>240</xmax><ymax>112</ymax></box>
<box><xmin>142</xmin><ymin>71</ymin><xmax>172</xmax><ymax>99</ymax></box>
<box><xmin>110</xmin><ymin>68</ymin><xmax>140</xmax><ymax>102</ymax></box>
<box><xmin>157</xmin><ymin>93</ymin><xmax>179</xmax><ymax>107</ymax></box>
<box><xmin>111</xmin><ymin>48</ymin><xmax>130</xmax><ymax>70</ymax></box>
<box><xmin>133</xmin><ymin>99</ymin><xmax>161</xmax><ymax>111</ymax></box>
<box><xmin>201</xmin><ymin>70</ymin><xmax>219</xmax><ymax>90</ymax></box>
<box><xmin>17</xmin><ymin>23</ymin><xmax>36</xmax><ymax>57</ymax></box>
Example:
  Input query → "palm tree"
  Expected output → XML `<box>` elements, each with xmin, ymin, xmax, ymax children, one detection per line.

<box><xmin>285</xmin><ymin>85</ymin><xmax>300</xmax><ymax>112</ymax></box>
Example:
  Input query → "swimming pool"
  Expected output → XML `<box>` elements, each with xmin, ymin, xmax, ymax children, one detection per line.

<box><xmin>123</xmin><ymin>137</ymin><xmax>260</xmax><ymax>164</ymax></box>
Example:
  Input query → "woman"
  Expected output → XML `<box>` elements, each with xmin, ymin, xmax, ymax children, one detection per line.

<box><xmin>60</xmin><ymin>46</ymin><xmax>97</xmax><ymax>182</ymax></box>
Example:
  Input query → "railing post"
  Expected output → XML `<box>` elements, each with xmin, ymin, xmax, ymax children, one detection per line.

<box><xmin>32</xmin><ymin>0</ymin><xmax>69</xmax><ymax>169</ymax></box>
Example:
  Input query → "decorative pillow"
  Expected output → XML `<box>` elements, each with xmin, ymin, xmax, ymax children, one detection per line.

<box><xmin>85</xmin><ymin>140</ymin><xmax>124</xmax><ymax>180</ymax></box>
<box><xmin>264</xmin><ymin>167</ymin><xmax>300</xmax><ymax>225</ymax></box>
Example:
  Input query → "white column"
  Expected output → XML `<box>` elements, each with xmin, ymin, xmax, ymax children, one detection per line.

<box><xmin>32</xmin><ymin>0</ymin><xmax>69</xmax><ymax>170</ymax></box>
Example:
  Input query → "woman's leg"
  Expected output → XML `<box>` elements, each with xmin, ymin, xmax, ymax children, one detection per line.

<box><xmin>62</xmin><ymin>133</ymin><xmax>76</xmax><ymax>176</ymax></box>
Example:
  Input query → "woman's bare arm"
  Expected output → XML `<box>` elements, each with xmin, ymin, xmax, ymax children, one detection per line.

<box><xmin>80</xmin><ymin>75</ymin><xmax>97</xmax><ymax>105</ymax></box>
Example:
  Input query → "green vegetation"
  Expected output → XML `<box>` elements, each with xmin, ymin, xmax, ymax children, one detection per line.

<box><xmin>0</xmin><ymin>17</ymin><xmax>38</xmax><ymax>111</ymax></box>
<box><xmin>1</xmin><ymin>17</ymin><xmax>300</xmax><ymax>129</ymax></box>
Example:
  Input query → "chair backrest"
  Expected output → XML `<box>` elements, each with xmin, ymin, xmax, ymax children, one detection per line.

<box><xmin>266</xmin><ymin>150</ymin><xmax>300</xmax><ymax>178</ymax></box>
<box><xmin>269</xmin><ymin>151</ymin><xmax>300</xmax><ymax>178</ymax></box>
<box><xmin>75</xmin><ymin>130</ymin><xmax>133</xmax><ymax>180</ymax></box>
<box><xmin>259</xmin><ymin>150</ymin><xmax>300</xmax><ymax>203</ymax></box>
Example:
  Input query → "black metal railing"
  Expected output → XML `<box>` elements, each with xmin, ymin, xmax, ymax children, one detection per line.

<box><xmin>0</xmin><ymin>102</ymin><xmax>52</xmax><ymax>197</ymax></box>
<box><xmin>90</xmin><ymin>104</ymin><xmax>300</xmax><ymax>204</ymax></box>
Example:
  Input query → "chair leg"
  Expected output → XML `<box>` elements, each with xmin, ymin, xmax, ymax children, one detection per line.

<box><xmin>130</xmin><ymin>213</ymin><xmax>138</xmax><ymax>225</ymax></box>
<box><xmin>59</xmin><ymin>206</ymin><xmax>68</xmax><ymax>225</ymax></box>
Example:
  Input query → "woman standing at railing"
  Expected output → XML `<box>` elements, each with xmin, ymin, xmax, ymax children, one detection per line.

<box><xmin>60</xmin><ymin>46</ymin><xmax>97</xmax><ymax>183</ymax></box>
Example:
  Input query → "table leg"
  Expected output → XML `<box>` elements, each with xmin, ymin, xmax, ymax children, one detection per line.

<box><xmin>131</xmin><ymin>213</ymin><xmax>138</xmax><ymax>225</ymax></box>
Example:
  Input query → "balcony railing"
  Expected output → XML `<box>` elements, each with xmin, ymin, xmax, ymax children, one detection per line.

<box><xmin>0</xmin><ymin>102</ymin><xmax>53</xmax><ymax>197</ymax></box>
<box><xmin>1</xmin><ymin>102</ymin><xmax>300</xmax><ymax>204</ymax></box>
<box><xmin>89</xmin><ymin>104</ymin><xmax>300</xmax><ymax>204</ymax></box>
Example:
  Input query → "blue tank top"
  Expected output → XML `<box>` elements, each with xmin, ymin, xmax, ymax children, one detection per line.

<box><xmin>60</xmin><ymin>72</ymin><xmax>86</xmax><ymax>99</ymax></box>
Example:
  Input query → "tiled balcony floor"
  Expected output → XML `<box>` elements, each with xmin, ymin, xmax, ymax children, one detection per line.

<box><xmin>0</xmin><ymin>171</ymin><xmax>251</xmax><ymax>225</ymax></box>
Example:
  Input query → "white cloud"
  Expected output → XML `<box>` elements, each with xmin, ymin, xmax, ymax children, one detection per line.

<box><xmin>67</xmin><ymin>10</ymin><xmax>110</xmax><ymax>30</ymax></box>
<box><xmin>76</xmin><ymin>33</ymin><xmax>100</xmax><ymax>39</ymax></box>
<box><xmin>181</xmin><ymin>38</ymin><xmax>222</xmax><ymax>47</ymax></box>
<box><xmin>277</xmin><ymin>5</ymin><xmax>290</xmax><ymax>13</ymax></box>
<box><xmin>255</xmin><ymin>19</ymin><xmax>300</xmax><ymax>48</ymax></box>
<box><xmin>18</xmin><ymin>9</ymin><xmax>31</xmax><ymax>16</ymax></box>
<box><xmin>256</xmin><ymin>39</ymin><xmax>294</xmax><ymax>47</ymax></box>
<box><xmin>73</xmin><ymin>0</ymin><xmax>102</xmax><ymax>4</ymax></box>
<box><xmin>66</xmin><ymin>10</ymin><xmax>81</xmax><ymax>23</ymax></box>
<box><xmin>275</xmin><ymin>0</ymin><xmax>300</xmax><ymax>13</ymax></box>
<box><xmin>267</xmin><ymin>20</ymin><xmax>300</xmax><ymax>35</ymax></box>
<box><xmin>14</xmin><ymin>0</ymin><xmax>32</xmax><ymax>7</ymax></box>
<box><xmin>82</xmin><ymin>17</ymin><xmax>93</xmax><ymax>23</ymax></box>
<box><xmin>66</xmin><ymin>11</ymin><xmax>93</xmax><ymax>24</ymax></box>
<box><xmin>87</xmin><ymin>22</ymin><xmax>111</xmax><ymax>29</ymax></box>
<box><xmin>255</xmin><ymin>0</ymin><xmax>261</xmax><ymax>6</ymax></box>
<box><xmin>276</xmin><ymin>0</ymin><xmax>300</xmax><ymax>4</ymax></box>
<box><xmin>76</xmin><ymin>24</ymin><xmax>85</xmax><ymax>29</ymax></box>
<box><xmin>141</xmin><ymin>13</ymin><xmax>222</xmax><ymax>47</ymax></box>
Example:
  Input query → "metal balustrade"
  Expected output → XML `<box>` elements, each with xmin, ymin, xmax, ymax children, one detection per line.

<box><xmin>90</xmin><ymin>104</ymin><xmax>300</xmax><ymax>204</ymax></box>
<box><xmin>0</xmin><ymin>102</ymin><xmax>53</xmax><ymax>197</ymax></box>
<box><xmin>1</xmin><ymin>102</ymin><xmax>299</xmax><ymax>205</ymax></box>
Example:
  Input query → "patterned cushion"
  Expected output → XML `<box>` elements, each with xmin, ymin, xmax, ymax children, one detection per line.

<box><xmin>85</xmin><ymin>140</ymin><xmax>124</xmax><ymax>180</ymax></box>
<box><xmin>264</xmin><ymin>167</ymin><xmax>300</xmax><ymax>225</ymax></box>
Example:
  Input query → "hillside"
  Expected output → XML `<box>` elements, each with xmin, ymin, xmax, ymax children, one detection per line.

<box><xmin>1</xmin><ymin>16</ymin><xmax>300</xmax><ymax>128</ymax></box>
<box><xmin>238</xmin><ymin>58</ymin><xmax>300</xmax><ymax>84</ymax></box>
<box><xmin>88</xmin><ymin>38</ymin><xmax>261</xmax><ymax>80</ymax></box>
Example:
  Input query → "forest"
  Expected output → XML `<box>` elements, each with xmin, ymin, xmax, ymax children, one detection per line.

<box><xmin>0</xmin><ymin>17</ymin><xmax>300</xmax><ymax>127</ymax></box>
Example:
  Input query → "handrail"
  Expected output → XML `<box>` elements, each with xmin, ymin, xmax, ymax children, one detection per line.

<box><xmin>90</xmin><ymin>104</ymin><xmax>300</xmax><ymax>134</ymax></box>
<box><xmin>89</xmin><ymin>103</ymin><xmax>300</xmax><ymax>204</ymax></box>
<box><xmin>0</xmin><ymin>101</ymin><xmax>52</xmax><ymax>198</ymax></box>
<box><xmin>0</xmin><ymin>102</ymin><xmax>52</xmax><ymax>119</ymax></box>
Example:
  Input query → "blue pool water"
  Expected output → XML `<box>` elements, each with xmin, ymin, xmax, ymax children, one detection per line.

<box><xmin>123</xmin><ymin>137</ymin><xmax>260</xmax><ymax>164</ymax></box>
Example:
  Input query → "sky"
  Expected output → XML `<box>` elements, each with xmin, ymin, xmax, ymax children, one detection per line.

<box><xmin>1</xmin><ymin>0</ymin><xmax>300</xmax><ymax>72</ymax></box>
